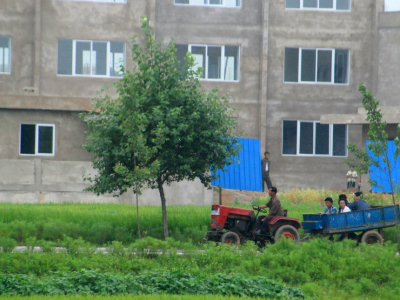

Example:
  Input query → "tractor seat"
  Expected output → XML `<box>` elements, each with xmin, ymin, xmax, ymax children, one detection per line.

<box><xmin>283</xmin><ymin>209</ymin><xmax>288</xmax><ymax>217</ymax></box>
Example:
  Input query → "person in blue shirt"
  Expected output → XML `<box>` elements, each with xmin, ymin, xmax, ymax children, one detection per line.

<box><xmin>324</xmin><ymin>197</ymin><xmax>338</xmax><ymax>214</ymax></box>
<box><xmin>348</xmin><ymin>191</ymin><xmax>370</xmax><ymax>211</ymax></box>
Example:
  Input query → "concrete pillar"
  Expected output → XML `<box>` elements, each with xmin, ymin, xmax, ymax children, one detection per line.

<box><xmin>33</xmin><ymin>0</ymin><xmax>42</xmax><ymax>95</ymax></box>
<box><xmin>259</xmin><ymin>0</ymin><xmax>270</xmax><ymax>152</ymax></box>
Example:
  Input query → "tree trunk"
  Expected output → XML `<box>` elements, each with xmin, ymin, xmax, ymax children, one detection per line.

<box><xmin>136</xmin><ymin>192</ymin><xmax>142</xmax><ymax>239</ymax></box>
<box><xmin>157</xmin><ymin>177</ymin><xmax>169</xmax><ymax>239</ymax></box>
<box><xmin>386</xmin><ymin>154</ymin><xmax>400</xmax><ymax>251</ymax></box>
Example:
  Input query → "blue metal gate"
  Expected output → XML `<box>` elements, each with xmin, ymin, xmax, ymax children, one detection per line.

<box><xmin>212</xmin><ymin>138</ymin><xmax>262</xmax><ymax>192</ymax></box>
<box><xmin>367</xmin><ymin>140</ymin><xmax>400</xmax><ymax>193</ymax></box>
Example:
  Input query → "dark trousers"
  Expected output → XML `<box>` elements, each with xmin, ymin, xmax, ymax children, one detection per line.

<box><xmin>347</xmin><ymin>181</ymin><xmax>355</xmax><ymax>189</ymax></box>
<box><xmin>262</xmin><ymin>172</ymin><xmax>272</xmax><ymax>192</ymax></box>
<box><xmin>256</xmin><ymin>215</ymin><xmax>274</xmax><ymax>233</ymax></box>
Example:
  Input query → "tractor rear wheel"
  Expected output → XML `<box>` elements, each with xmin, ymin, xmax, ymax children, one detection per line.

<box><xmin>274</xmin><ymin>225</ymin><xmax>300</xmax><ymax>243</ymax></box>
<box><xmin>361</xmin><ymin>230</ymin><xmax>383</xmax><ymax>245</ymax></box>
<box><xmin>221</xmin><ymin>231</ymin><xmax>241</xmax><ymax>245</ymax></box>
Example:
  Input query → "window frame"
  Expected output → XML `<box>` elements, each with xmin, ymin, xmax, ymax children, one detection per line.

<box><xmin>19</xmin><ymin>124</ymin><xmax>56</xmax><ymax>157</ymax></box>
<box><xmin>174</xmin><ymin>0</ymin><xmax>241</xmax><ymax>8</ymax></box>
<box><xmin>186</xmin><ymin>44</ymin><xmax>240</xmax><ymax>82</ymax></box>
<box><xmin>283</xmin><ymin>47</ymin><xmax>350</xmax><ymax>85</ymax></box>
<box><xmin>282</xmin><ymin>120</ymin><xmax>348</xmax><ymax>157</ymax></box>
<box><xmin>285</xmin><ymin>0</ymin><xmax>351</xmax><ymax>11</ymax></box>
<box><xmin>0</xmin><ymin>36</ymin><xmax>11</xmax><ymax>75</ymax></box>
<box><xmin>57</xmin><ymin>39</ymin><xmax>126</xmax><ymax>78</ymax></box>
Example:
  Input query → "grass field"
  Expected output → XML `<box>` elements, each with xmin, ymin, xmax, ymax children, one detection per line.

<box><xmin>1</xmin><ymin>189</ymin><xmax>400</xmax><ymax>299</ymax></box>
<box><xmin>0</xmin><ymin>189</ymin><xmax>397</xmax><ymax>245</ymax></box>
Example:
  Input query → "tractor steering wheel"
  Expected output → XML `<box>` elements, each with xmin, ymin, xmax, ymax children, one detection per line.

<box><xmin>252</xmin><ymin>205</ymin><xmax>267</xmax><ymax>213</ymax></box>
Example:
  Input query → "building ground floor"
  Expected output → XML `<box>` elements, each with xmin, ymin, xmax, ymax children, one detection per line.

<box><xmin>0</xmin><ymin>101</ymin><xmax>371</xmax><ymax>205</ymax></box>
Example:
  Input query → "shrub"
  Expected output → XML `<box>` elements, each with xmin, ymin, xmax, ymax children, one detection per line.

<box><xmin>0</xmin><ymin>270</ymin><xmax>304</xmax><ymax>298</ymax></box>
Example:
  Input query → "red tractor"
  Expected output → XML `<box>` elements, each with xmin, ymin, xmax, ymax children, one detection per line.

<box><xmin>205</xmin><ymin>204</ymin><xmax>302</xmax><ymax>246</ymax></box>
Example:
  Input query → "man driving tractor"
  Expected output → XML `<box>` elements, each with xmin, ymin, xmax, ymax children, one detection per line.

<box><xmin>255</xmin><ymin>187</ymin><xmax>284</xmax><ymax>235</ymax></box>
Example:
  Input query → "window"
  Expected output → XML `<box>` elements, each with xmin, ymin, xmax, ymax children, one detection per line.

<box><xmin>175</xmin><ymin>0</ymin><xmax>240</xmax><ymax>7</ymax></box>
<box><xmin>284</xmin><ymin>47</ymin><xmax>349</xmax><ymax>84</ymax></box>
<box><xmin>0</xmin><ymin>36</ymin><xmax>11</xmax><ymax>74</ymax></box>
<box><xmin>385</xmin><ymin>0</ymin><xmax>400</xmax><ymax>12</ymax></box>
<box><xmin>286</xmin><ymin>0</ymin><xmax>351</xmax><ymax>10</ymax></box>
<box><xmin>57</xmin><ymin>40</ymin><xmax>125</xmax><ymax>77</ymax></box>
<box><xmin>282</xmin><ymin>120</ymin><xmax>347</xmax><ymax>156</ymax></box>
<box><xmin>177</xmin><ymin>44</ymin><xmax>239</xmax><ymax>81</ymax></box>
<box><xmin>20</xmin><ymin>124</ymin><xmax>55</xmax><ymax>156</ymax></box>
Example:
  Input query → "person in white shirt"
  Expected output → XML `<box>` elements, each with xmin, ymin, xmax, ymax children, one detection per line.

<box><xmin>346</xmin><ymin>166</ymin><xmax>358</xmax><ymax>189</ymax></box>
<box><xmin>338</xmin><ymin>199</ymin><xmax>351</xmax><ymax>213</ymax></box>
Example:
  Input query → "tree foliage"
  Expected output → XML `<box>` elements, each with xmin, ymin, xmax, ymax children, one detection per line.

<box><xmin>80</xmin><ymin>16</ymin><xmax>240</xmax><ymax>238</ymax></box>
<box><xmin>347</xmin><ymin>83</ymin><xmax>400</xmax><ymax>251</ymax></box>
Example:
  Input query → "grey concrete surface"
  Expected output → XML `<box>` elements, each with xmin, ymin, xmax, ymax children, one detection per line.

<box><xmin>1</xmin><ymin>0</ymin><xmax>399</xmax><ymax>201</ymax></box>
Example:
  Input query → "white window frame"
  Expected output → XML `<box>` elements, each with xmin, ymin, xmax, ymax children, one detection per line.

<box><xmin>174</xmin><ymin>0</ymin><xmax>241</xmax><ymax>8</ymax></box>
<box><xmin>58</xmin><ymin>39</ymin><xmax>125</xmax><ymax>78</ymax></box>
<box><xmin>285</xmin><ymin>0</ymin><xmax>351</xmax><ymax>11</ymax></box>
<box><xmin>19</xmin><ymin>124</ymin><xmax>56</xmax><ymax>156</ymax></box>
<box><xmin>284</xmin><ymin>47</ymin><xmax>350</xmax><ymax>85</ymax></box>
<box><xmin>0</xmin><ymin>36</ymin><xmax>11</xmax><ymax>75</ymax></box>
<box><xmin>187</xmin><ymin>44</ymin><xmax>240</xmax><ymax>82</ymax></box>
<box><xmin>282</xmin><ymin>120</ymin><xmax>348</xmax><ymax>157</ymax></box>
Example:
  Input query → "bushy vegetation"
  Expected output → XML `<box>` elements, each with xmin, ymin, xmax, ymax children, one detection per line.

<box><xmin>1</xmin><ymin>238</ymin><xmax>400</xmax><ymax>298</ymax></box>
<box><xmin>0</xmin><ymin>269</ymin><xmax>302</xmax><ymax>298</ymax></box>
<box><xmin>1</xmin><ymin>190</ymin><xmax>400</xmax><ymax>298</ymax></box>
<box><xmin>0</xmin><ymin>190</ymin><xmax>398</xmax><ymax>246</ymax></box>
<box><xmin>0</xmin><ymin>295</ymin><xmax>265</xmax><ymax>300</ymax></box>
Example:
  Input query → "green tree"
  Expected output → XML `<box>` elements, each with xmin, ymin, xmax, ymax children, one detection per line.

<box><xmin>347</xmin><ymin>83</ymin><xmax>400</xmax><ymax>251</ymax></box>
<box><xmin>80</xmin><ymin>17</ymin><xmax>240</xmax><ymax>239</ymax></box>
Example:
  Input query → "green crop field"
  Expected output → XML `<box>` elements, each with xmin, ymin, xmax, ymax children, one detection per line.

<box><xmin>1</xmin><ymin>189</ymin><xmax>400</xmax><ymax>299</ymax></box>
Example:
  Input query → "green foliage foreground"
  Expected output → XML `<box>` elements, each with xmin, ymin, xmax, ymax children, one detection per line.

<box><xmin>0</xmin><ymin>296</ymin><xmax>262</xmax><ymax>300</ymax></box>
<box><xmin>1</xmin><ymin>239</ymin><xmax>400</xmax><ymax>298</ymax></box>
<box><xmin>0</xmin><ymin>270</ymin><xmax>302</xmax><ymax>299</ymax></box>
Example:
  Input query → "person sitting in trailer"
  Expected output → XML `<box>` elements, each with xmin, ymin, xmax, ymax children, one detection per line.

<box><xmin>323</xmin><ymin>197</ymin><xmax>338</xmax><ymax>214</ymax></box>
<box><xmin>347</xmin><ymin>191</ymin><xmax>370</xmax><ymax>211</ymax></box>
<box><xmin>338</xmin><ymin>194</ymin><xmax>349</xmax><ymax>207</ymax></box>
<box><xmin>338</xmin><ymin>199</ymin><xmax>351</xmax><ymax>213</ymax></box>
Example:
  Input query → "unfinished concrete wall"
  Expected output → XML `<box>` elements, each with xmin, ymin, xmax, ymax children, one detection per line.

<box><xmin>264</xmin><ymin>0</ymin><xmax>374</xmax><ymax>190</ymax></box>
<box><xmin>155</xmin><ymin>1</ymin><xmax>264</xmax><ymax>139</ymax></box>
<box><xmin>0</xmin><ymin>159</ymin><xmax>213</xmax><ymax>205</ymax></box>
<box><xmin>376</xmin><ymin>11</ymin><xmax>400</xmax><ymax>106</ymax></box>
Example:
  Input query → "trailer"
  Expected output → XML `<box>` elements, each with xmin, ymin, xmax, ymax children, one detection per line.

<box><xmin>302</xmin><ymin>205</ymin><xmax>400</xmax><ymax>244</ymax></box>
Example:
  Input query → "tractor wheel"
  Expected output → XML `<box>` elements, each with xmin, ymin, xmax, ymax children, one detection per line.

<box><xmin>221</xmin><ymin>231</ymin><xmax>241</xmax><ymax>245</ymax></box>
<box><xmin>361</xmin><ymin>230</ymin><xmax>383</xmax><ymax>245</ymax></box>
<box><xmin>274</xmin><ymin>225</ymin><xmax>300</xmax><ymax>243</ymax></box>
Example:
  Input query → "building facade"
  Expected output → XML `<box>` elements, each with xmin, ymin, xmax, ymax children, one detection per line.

<box><xmin>0</xmin><ymin>0</ymin><xmax>397</xmax><ymax>204</ymax></box>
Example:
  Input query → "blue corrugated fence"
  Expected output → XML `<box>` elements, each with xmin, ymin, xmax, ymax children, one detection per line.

<box><xmin>367</xmin><ymin>140</ymin><xmax>400</xmax><ymax>193</ymax></box>
<box><xmin>212</xmin><ymin>138</ymin><xmax>262</xmax><ymax>192</ymax></box>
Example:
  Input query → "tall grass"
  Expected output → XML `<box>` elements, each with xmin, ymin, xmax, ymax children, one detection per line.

<box><xmin>0</xmin><ymin>190</ymin><xmax>398</xmax><ymax>245</ymax></box>
<box><xmin>0</xmin><ymin>204</ymin><xmax>209</xmax><ymax>245</ymax></box>
<box><xmin>1</xmin><ymin>239</ymin><xmax>400</xmax><ymax>298</ymax></box>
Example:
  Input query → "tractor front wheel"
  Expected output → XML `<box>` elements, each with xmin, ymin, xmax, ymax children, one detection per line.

<box><xmin>274</xmin><ymin>225</ymin><xmax>300</xmax><ymax>243</ymax></box>
<box><xmin>221</xmin><ymin>231</ymin><xmax>241</xmax><ymax>245</ymax></box>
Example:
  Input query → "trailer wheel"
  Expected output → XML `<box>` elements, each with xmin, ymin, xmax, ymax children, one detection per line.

<box><xmin>221</xmin><ymin>231</ymin><xmax>241</xmax><ymax>245</ymax></box>
<box><xmin>274</xmin><ymin>225</ymin><xmax>300</xmax><ymax>243</ymax></box>
<box><xmin>361</xmin><ymin>230</ymin><xmax>383</xmax><ymax>245</ymax></box>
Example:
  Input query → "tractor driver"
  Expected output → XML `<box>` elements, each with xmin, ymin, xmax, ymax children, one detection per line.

<box><xmin>255</xmin><ymin>187</ymin><xmax>284</xmax><ymax>235</ymax></box>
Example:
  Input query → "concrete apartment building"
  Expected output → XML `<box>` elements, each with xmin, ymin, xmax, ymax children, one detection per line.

<box><xmin>0</xmin><ymin>0</ymin><xmax>399</xmax><ymax>205</ymax></box>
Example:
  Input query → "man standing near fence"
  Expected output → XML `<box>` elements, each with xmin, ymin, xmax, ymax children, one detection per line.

<box><xmin>261</xmin><ymin>151</ymin><xmax>272</xmax><ymax>192</ymax></box>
